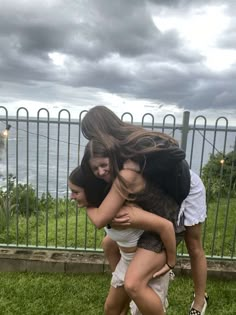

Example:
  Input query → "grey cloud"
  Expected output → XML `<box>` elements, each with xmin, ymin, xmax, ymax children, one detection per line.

<box><xmin>218</xmin><ymin>27</ymin><xmax>236</xmax><ymax>49</ymax></box>
<box><xmin>148</xmin><ymin>0</ymin><xmax>229</xmax><ymax>8</ymax></box>
<box><xmin>0</xmin><ymin>0</ymin><xmax>235</xmax><ymax>113</ymax></box>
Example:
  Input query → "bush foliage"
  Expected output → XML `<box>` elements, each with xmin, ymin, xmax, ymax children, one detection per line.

<box><xmin>202</xmin><ymin>150</ymin><xmax>236</xmax><ymax>200</ymax></box>
<box><xmin>0</xmin><ymin>174</ymin><xmax>104</xmax><ymax>248</ymax></box>
<box><xmin>0</xmin><ymin>175</ymin><xmax>55</xmax><ymax>217</ymax></box>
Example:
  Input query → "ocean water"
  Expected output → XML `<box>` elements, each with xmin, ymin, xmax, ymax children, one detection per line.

<box><xmin>0</xmin><ymin>121</ymin><xmax>235</xmax><ymax>197</ymax></box>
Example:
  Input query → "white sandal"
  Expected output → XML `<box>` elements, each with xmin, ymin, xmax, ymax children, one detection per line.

<box><xmin>189</xmin><ymin>295</ymin><xmax>208</xmax><ymax>315</ymax></box>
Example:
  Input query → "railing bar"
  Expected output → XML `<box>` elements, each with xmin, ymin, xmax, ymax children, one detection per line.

<box><xmin>26</xmin><ymin>118</ymin><xmax>29</xmax><ymax>246</ymax></box>
<box><xmin>1</xmin><ymin>117</ymin><xmax>236</xmax><ymax>132</ymax></box>
<box><xmin>2</xmin><ymin>109</ymin><xmax>10</xmax><ymax>245</ymax></box>
<box><xmin>46</xmin><ymin>115</ymin><xmax>50</xmax><ymax>248</ymax></box>
<box><xmin>55</xmin><ymin>119</ymin><xmax>60</xmax><ymax>248</ymax></box>
<box><xmin>74</xmin><ymin>206</ymin><xmax>79</xmax><ymax>249</ymax></box>
<box><xmin>15</xmin><ymin>114</ymin><xmax>19</xmax><ymax>246</ymax></box>
<box><xmin>232</xmin><ymin>223</ymin><xmax>236</xmax><ymax>258</ymax></box>
<box><xmin>36</xmin><ymin>118</ymin><xmax>40</xmax><ymax>247</ymax></box>
<box><xmin>65</xmin><ymin>119</ymin><xmax>71</xmax><ymax>248</ymax></box>
<box><xmin>222</xmin><ymin>136</ymin><xmax>236</xmax><ymax>257</ymax></box>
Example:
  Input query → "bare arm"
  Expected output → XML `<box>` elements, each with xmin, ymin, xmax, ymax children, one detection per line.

<box><xmin>112</xmin><ymin>205</ymin><xmax>176</xmax><ymax>269</ymax></box>
<box><xmin>86</xmin><ymin>169</ymin><xmax>142</xmax><ymax>229</ymax></box>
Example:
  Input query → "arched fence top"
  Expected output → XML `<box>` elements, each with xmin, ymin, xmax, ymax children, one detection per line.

<box><xmin>58</xmin><ymin>109</ymin><xmax>71</xmax><ymax>122</ymax></box>
<box><xmin>162</xmin><ymin>114</ymin><xmax>176</xmax><ymax>124</ymax></box>
<box><xmin>0</xmin><ymin>106</ymin><xmax>8</xmax><ymax>118</ymax></box>
<box><xmin>121</xmin><ymin>112</ymin><xmax>133</xmax><ymax>123</ymax></box>
<box><xmin>215</xmin><ymin>116</ymin><xmax>229</xmax><ymax>129</ymax></box>
<box><xmin>79</xmin><ymin>110</ymin><xmax>88</xmax><ymax>123</ymax></box>
<box><xmin>141</xmin><ymin>113</ymin><xmax>154</xmax><ymax>129</ymax></box>
<box><xmin>16</xmin><ymin>107</ymin><xmax>29</xmax><ymax>119</ymax></box>
<box><xmin>193</xmin><ymin>115</ymin><xmax>207</xmax><ymax>128</ymax></box>
<box><xmin>0</xmin><ymin>107</ymin><xmax>8</xmax><ymax>129</ymax></box>
<box><xmin>37</xmin><ymin>108</ymin><xmax>50</xmax><ymax>121</ymax></box>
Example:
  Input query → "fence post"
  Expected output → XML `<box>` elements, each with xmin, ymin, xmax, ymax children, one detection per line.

<box><xmin>181</xmin><ymin>111</ymin><xmax>190</xmax><ymax>152</ymax></box>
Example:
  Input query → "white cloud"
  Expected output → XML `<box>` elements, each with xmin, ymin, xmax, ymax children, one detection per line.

<box><xmin>204</xmin><ymin>48</ymin><xmax>236</xmax><ymax>71</ymax></box>
<box><xmin>153</xmin><ymin>4</ymin><xmax>235</xmax><ymax>71</ymax></box>
<box><xmin>48</xmin><ymin>52</ymin><xmax>66</xmax><ymax>67</ymax></box>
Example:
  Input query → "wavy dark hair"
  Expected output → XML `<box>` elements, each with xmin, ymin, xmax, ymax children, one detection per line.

<box><xmin>69</xmin><ymin>166</ymin><xmax>108</xmax><ymax>207</ymax></box>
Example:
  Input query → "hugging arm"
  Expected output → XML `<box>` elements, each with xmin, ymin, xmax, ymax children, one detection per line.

<box><xmin>86</xmin><ymin>181</ymin><xmax>126</xmax><ymax>228</ymax></box>
<box><xmin>86</xmin><ymin>169</ymin><xmax>142</xmax><ymax>229</ymax></box>
<box><xmin>112</xmin><ymin>205</ymin><xmax>176</xmax><ymax>271</ymax></box>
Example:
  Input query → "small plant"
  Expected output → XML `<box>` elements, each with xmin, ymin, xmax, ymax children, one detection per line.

<box><xmin>0</xmin><ymin>175</ymin><xmax>16</xmax><ymax>232</ymax></box>
<box><xmin>0</xmin><ymin>174</ymin><xmax>59</xmax><ymax>217</ymax></box>
<box><xmin>0</xmin><ymin>174</ymin><xmax>37</xmax><ymax>216</ymax></box>
<box><xmin>202</xmin><ymin>150</ymin><xmax>236</xmax><ymax>200</ymax></box>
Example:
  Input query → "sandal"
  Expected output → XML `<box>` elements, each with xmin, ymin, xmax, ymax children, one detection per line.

<box><xmin>189</xmin><ymin>294</ymin><xmax>208</xmax><ymax>315</ymax></box>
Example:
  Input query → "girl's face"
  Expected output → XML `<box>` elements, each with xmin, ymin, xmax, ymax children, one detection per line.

<box><xmin>68</xmin><ymin>181</ymin><xmax>88</xmax><ymax>207</ymax></box>
<box><xmin>89</xmin><ymin>157</ymin><xmax>111</xmax><ymax>182</ymax></box>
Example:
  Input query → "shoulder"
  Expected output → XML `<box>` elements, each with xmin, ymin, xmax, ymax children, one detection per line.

<box><xmin>117</xmin><ymin>169</ymin><xmax>145</xmax><ymax>193</ymax></box>
<box><xmin>119</xmin><ymin>169</ymin><xmax>140</xmax><ymax>183</ymax></box>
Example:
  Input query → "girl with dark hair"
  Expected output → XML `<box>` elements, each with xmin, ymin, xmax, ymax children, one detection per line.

<box><xmin>68</xmin><ymin>165</ymin><xmax>177</xmax><ymax>315</ymax></box>
<box><xmin>81</xmin><ymin>106</ymin><xmax>208</xmax><ymax>315</ymax></box>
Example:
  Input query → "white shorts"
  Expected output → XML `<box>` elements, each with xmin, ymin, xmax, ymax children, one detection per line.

<box><xmin>178</xmin><ymin>170</ymin><xmax>207</xmax><ymax>226</ymax></box>
<box><xmin>111</xmin><ymin>251</ymin><xmax>169</xmax><ymax>314</ymax></box>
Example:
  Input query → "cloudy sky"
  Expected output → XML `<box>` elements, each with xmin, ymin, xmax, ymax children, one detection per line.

<box><xmin>0</xmin><ymin>0</ymin><xmax>236</xmax><ymax>123</ymax></box>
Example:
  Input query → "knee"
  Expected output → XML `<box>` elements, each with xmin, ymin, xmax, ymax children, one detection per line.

<box><xmin>186</xmin><ymin>240</ymin><xmax>205</xmax><ymax>257</ymax></box>
<box><xmin>104</xmin><ymin>299</ymin><xmax>115</xmax><ymax>315</ymax></box>
<box><xmin>124</xmin><ymin>277</ymin><xmax>142</xmax><ymax>299</ymax></box>
<box><xmin>104</xmin><ymin>298</ymin><xmax>125</xmax><ymax>315</ymax></box>
<box><xmin>102</xmin><ymin>236</ymin><xmax>119</xmax><ymax>255</ymax></box>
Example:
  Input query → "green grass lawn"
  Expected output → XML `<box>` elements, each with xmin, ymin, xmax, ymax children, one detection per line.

<box><xmin>0</xmin><ymin>272</ymin><xmax>235</xmax><ymax>315</ymax></box>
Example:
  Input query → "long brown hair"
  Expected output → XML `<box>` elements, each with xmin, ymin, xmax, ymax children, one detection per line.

<box><xmin>82</xmin><ymin>106</ymin><xmax>178</xmax><ymax>157</ymax></box>
<box><xmin>81</xmin><ymin>105</ymin><xmax>138</xmax><ymax>141</ymax></box>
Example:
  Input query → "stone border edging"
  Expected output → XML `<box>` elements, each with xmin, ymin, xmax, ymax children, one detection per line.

<box><xmin>0</xmin><ymin>248</ymin><xmax>235</xmax><ymax>279</ymax></box>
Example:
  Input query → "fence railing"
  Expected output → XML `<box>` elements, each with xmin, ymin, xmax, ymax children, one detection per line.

<box><xmin>0</xmin><ymin>106</ymin><xmax>235</xmax><ymax>261</ymax></box>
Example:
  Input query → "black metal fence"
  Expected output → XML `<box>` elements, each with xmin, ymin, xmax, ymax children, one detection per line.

<box><xmin>0</xmin><ymin>106</ymin><xmax>235</xmax><ymax>261</ymax></box>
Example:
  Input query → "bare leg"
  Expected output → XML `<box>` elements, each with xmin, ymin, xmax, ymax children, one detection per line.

<box><xmin>124</xmin><ymin>248</ymin><xmax>166</xmax><ymax>315</ymax></box>
<box><xmin>185</xmin><ymin>224</ymin><xmax>207</xmax><ymax>312</ymax></box>
<box><xmin>102</xmin><ymin>235</ymin><xmax>121</xmax><ymax>271</ymax></box>
<box><xmin>102</xmin><ymin>236</ymin><xmax>130</xmax><ymax>315</ymax></box>
<box><xmin>105</xmin><ymin>286</ymin><xmax>131</xmax><ymax>315</ymax></box>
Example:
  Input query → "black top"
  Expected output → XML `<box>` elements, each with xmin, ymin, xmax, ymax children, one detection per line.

<box><xmin>81</xmin><ymin>142</ymin><xmax>191</xmax><ymax>207</ymax></box>
<box><xmin>140</xmin><ymin>146</ymin><xmax>191</xmax><ymax>205</ymax></box>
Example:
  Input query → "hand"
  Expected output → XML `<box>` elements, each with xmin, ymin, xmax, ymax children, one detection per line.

<box><xmin>111</xmin><ymin>208</ymin><xmax>131</xmax><ymax>227</ymax></box>
<box><xmin>152</xmin><ymin>263</ymin><xmax>175</xmax><ymax>278</ymax></box>
<box><xmin>111</xmin><ymin>203</ymin><xmax>143</xmax><ymax>228</ymax></box>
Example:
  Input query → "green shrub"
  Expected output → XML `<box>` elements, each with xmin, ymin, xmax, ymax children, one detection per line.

<box><xmin>0</xmin><ymin>174</ymin><xmax>57</xmax><ymax>217</ymax></box>
<box><xmin>202</xmin><ymin>150</ymin><xmax>236</xmax><ymax>200</ymax></box>
<box><xmin>0</xmin><ymin>175</ymin><xmax>104</xmax><ymax>248</ymax></box>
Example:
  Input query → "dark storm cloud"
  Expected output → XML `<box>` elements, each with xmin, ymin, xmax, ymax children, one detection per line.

<box><xmin>0</xmin><ymin>0</ymin><xmax>235</xmax><ymax>111</ymax></box>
